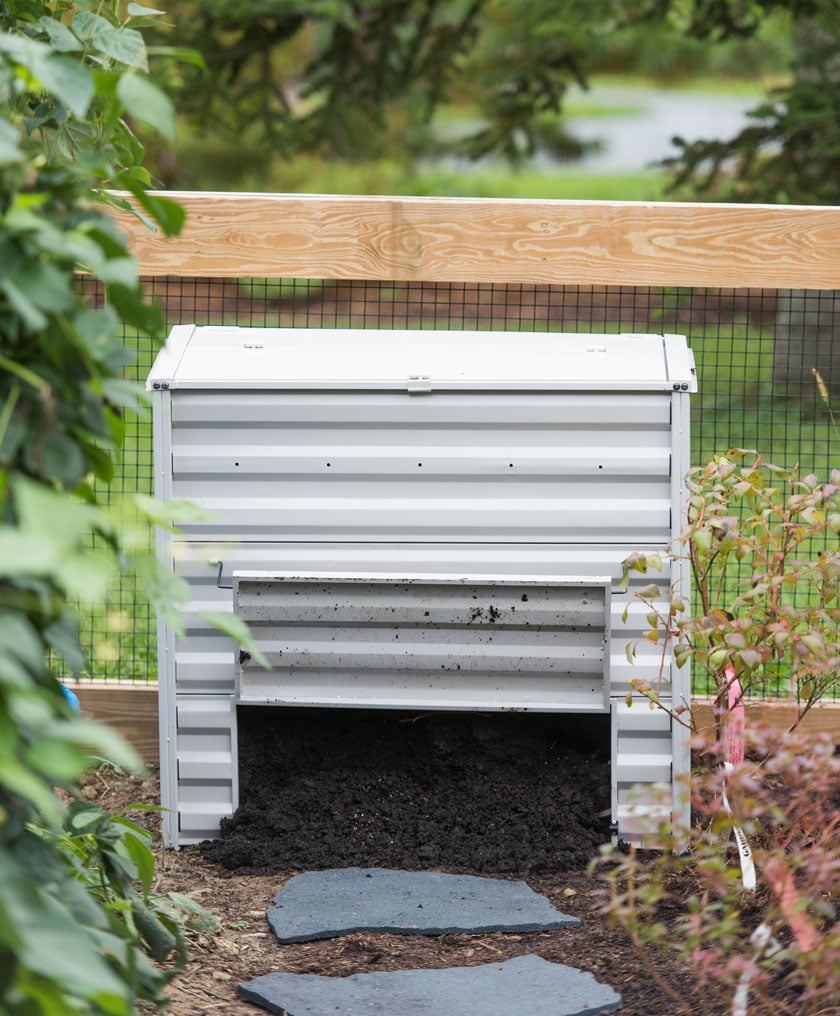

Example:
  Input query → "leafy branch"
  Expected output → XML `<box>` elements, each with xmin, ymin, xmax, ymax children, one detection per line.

<box><xmin>622</xmin><ymin>450</ymin><xmax>840</xmax><ymax>736</ymax></box>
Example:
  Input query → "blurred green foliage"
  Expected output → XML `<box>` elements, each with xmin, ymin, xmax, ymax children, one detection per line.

<box><xmin>146</xmin><ymin>0</ymin><xmax>837</xmax><ymax>204</ymax></box>
<box><xmin>0</xmin><ymin>2</ymin><xmax>246</xmax><ymax>1012</ymax></box>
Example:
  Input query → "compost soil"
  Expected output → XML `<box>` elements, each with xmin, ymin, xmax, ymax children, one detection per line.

<box><xmin>201</xmin><ymin>708</ymin><xmax>612</xmax><ymax>875</ymax></box>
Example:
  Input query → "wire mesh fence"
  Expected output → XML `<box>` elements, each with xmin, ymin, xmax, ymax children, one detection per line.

<box><xmin>72</xmin><ymin>277</ymin><xmax>840</xmax><ymax>698</ymax></box>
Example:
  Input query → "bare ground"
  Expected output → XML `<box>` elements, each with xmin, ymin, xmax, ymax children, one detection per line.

<box><xmin>83</xmin><ymin>709</ymin><xmax>704</xmax><ymax>1015</ymax></box>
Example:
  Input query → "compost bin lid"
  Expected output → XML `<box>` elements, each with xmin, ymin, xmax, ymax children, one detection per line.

<box><xmin>146</xmin><ymin>325</ymin><xmax>696</xmax><ymax>392</ymax></box>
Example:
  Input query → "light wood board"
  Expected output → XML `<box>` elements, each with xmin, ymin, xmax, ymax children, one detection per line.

<box><xmin>112</xmin><ymin>192</ymin><xmax>840</xmax><ymax>289</ymax></box>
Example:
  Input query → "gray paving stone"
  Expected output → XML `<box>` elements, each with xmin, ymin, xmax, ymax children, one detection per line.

<box><xmin>238</xmin><ymin>953</ymin><xmax>622</xmax><ymax>1015</ymax></box>
<box><xmin>267</xmin><ymin>867</ymin><xmax>580</xmax><ymax>944</ymax></box>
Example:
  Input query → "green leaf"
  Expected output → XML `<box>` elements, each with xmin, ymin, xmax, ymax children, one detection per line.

<box><xmin>691</xmin><ymin>529</ymin><xmax>712</xmax><ymax>556</ymax></box>
<box><xmin>0</xmin><ymin>533</ymin><xmax>60</xmax><ymax>580</ymax></box>
<box><xmin>673</xmin><ymin>645</ymin><xmax>690</xmax><ymax>668</ymax></box>
<box><xmin>95</xmin><ymin>256</ymin><xmax>139</xmax><ymax>288</ymax></box>
<box><xmin>67</xmin><ymin>801</ymin><xmax>106</xmax><ymax>831</ymax></box>
<box><xmin>0</xmin><ymin>35</ymin><xmax>91</xmax><ymax>112</ymax></box>
<box><xmin>708</xmin><ymin>647</ymin><xmax>728</xmax><ymax>671</ymax></box>
<box><xmin>15</xmin><ymin>262</ymin><xmax>74</xmax><ymax>314</ymax></box>
<box><xmin>116</xmin><ymin>73</ymin><xmax>176</xmax><ymax>140</ymax></box>
<box><xmin>114</xmin><ymin>820</ymin><xmax>155</xmax><ymax>895</ymax></box>
<box><xmin>82</xmin><ymin>440</ymin><xmax>116</xmax><ymax>484</ymax></box>
<box><xmin>41</xmin><ymin>431</ymin><xmax>88</xmax><ymax>487</ymax></box>
<box><xmin>26</xmin><ymin>738</ymin><xmax>87</xmax><ymax>782</ymax></box>
<box><xmin>132</xmin><ymin>902</ymin><xmax>178</xmax><ymax>963</ymax></box>
<box><xmin>115</xmin><ymin>169</ymin><xmax>173</xmax><ymax>233</ymax></box>
<box><xmin>130</xmin><ymin>556</ymin><xmax>189</xmax><ymax>634</ymax></box>
<box><xmin>44</xmin><ymin>615</ymin><xmax>86</xmax><ymax>676</ymax></box>
<box><xmin>135</xmin><ymin>190</ymin><xmax>186</xmax><ymax>237</ymax></box>
<box><xmin>39</xmin><ymin>55</ymin><xmax>97</xmax><ymax>119</ymax></box>
<box><xmin>72</xmin><ymin>305</ymin><xmax>119</xmax><ymax>359</ymax></box>
<box><xmin>146</xmin><ymin>45</ymin><xmax>207</xmax><ymax>70</ymax></box>
<box><xmin>0</xmin><ymin>116</ymin><xmax>24</xmax><ymax>165</ymax></box>
<box><xmin>37</xmin><ymin>16</ymin><xmax>83</xmax><ymax>52</ymax></box>
<box><xmin>1</xmin><ymin>278</ymin><xmax>47</xmax><ymax>331</ymax></box>
<box><xmin>127</xmin><ymin>2</ymin><xmax>166</xmax><ymax>15</ymax></box>
<box><xmin>102</xmin><ymin>377</ymin><xmax>150</xmax><ymax>415</ymax></box>
<box><xmin>0</xmin><ymin>478</ymin><xmax>118</xmax><ymax>603</ymax></box>
<box><xmin>106</xmin><ymin>282</ymin><xmax>164</xmax><ymax>337</ymax></box>
<box><xmin>64</xmin><ymin>719</ymin><xmax>143</xmax><ymax>774</ymax></box>
<box><xmin>0</xmin><ymin>852</ymin><xmax>129</xmax><ymax>1002</ymax></box>
<box><xmin>73</xmin><ymin>13</ymin><xmax>148</xmax><ymax>70</ymax></box>
<box><xmin>199</xmin><ymin>611</ymin><xmax>270</xmax><ymax>668</ymax></box>
<box><xmin>134</xmin><ymin>493</ymin><xmax>214</xmax><ymax>527</ymax></box>
<box><xmin>738</xmin><ymin>648</ymin><xmax>762</xmax><ymax>670</ymax></box>
<box><xmin>0</xmin><ymin>757</ymin><xmax>64</xmax><ymax>823</ymax></box>
<box><xmin>0</xmin><ymin>613</ymin><xmax>46</xmax><ymax>686</ymax></box>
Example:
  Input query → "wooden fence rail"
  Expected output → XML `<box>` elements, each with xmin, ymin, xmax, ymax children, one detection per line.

<box><xmin>115</xmin><ymin>192</ymin><xmax>840</xmax><ymax>289</ymax></box>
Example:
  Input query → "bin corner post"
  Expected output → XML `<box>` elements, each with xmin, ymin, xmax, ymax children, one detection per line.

<box><xmin>152</xmin><ymin>387</ymin><xmax>180</xmax><ymax>848</ymax></box>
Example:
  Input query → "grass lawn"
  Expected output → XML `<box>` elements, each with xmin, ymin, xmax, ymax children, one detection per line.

<box><xmin>411</xmin><ymin>167</ymin><xmax>669</xmax><ymax>201</ymax></box>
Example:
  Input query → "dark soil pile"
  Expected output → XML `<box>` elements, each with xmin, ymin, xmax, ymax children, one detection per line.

<box><xmin>201</xmin><ymin>708</ymin><xmax>611</xmax><ymax>875</ymax></box>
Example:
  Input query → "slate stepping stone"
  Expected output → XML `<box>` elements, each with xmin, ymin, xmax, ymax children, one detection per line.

<box><xmin>238</xmin><ymin>953</ymin><xmax>622</xmax><ymax>1015</ymax></box>
<box><xmin>267</xmin><ymin>867</ymin><xmax>580</xmax><ymax>943</ymax></box>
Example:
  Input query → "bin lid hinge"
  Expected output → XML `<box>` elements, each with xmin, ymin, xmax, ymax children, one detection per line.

<box><xmin>407</xmin><ymin>373</ymin><xmax>432</xmax><ymax>394</ymax></box>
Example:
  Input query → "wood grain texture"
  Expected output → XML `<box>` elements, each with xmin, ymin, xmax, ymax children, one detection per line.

<box><xmin>692</xmin><ymin>698</ymin><xmax>840</xmax><ymax>745</ymax></box>
<box><xmin>75</xmin><ymin>682</ymin><xmax>158</xmax><ymax>765</ymax></box>
<box><xmin>113</xmin><ymin>192</ymin><xmax>840</xmax><ymax>288</ymax></box>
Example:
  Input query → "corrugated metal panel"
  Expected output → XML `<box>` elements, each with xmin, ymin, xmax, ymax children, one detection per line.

<box><xmin>168</xmin><ymin>392</ymin><xmax>673</xmax><ymax>542</ymax></box>
<box><xmin>148</xmin><ymin>328</ymin><xmax>696</xmax><ymax>391</ymax></box>
<box><xmin>171</xmin><ymin>542</ymin><xmax>677</xmax><ymax>702</ymax></box>
<box><xmin>234</xmin><ymin>573</ymin><xmax>610</xmax><ymax>712</ymax></box>
<box><xmin>174</xmin><ymin>695</ymin><xmax>237</xmax><ymax>845</ymax></box>
<box><xmin>612</xmin><ymin>700</ymin><xmax>675</xmax><ymax>842</ymax></box>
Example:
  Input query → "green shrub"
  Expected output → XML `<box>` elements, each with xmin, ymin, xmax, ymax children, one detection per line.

<box><xmin>596</xmin><ymin>723</ymin><xmax>840</xmax><ymax>1016</ymax></box>
<box><xmin>0</xmin><ymin>3</ymin><xmax>235</xmax><ymax>1012</ymax></box>
<box><xmin>622</xmin><ymin>450</ymin><xmax>840</xmax><ymax>734</ymax></box>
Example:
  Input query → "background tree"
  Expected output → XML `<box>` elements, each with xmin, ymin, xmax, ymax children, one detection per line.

<box><xmin>153</xmin><ymin>0</ymin><xmax>831</xmax><ymax>170</ymax></box>
<box><xmin>662</xmin><ymin>8</ymin><xmax>840</xmax><ymax>393</ymax></box>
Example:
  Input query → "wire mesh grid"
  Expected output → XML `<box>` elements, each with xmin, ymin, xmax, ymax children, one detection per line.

<box><xmin>71</xmin><ymin>277</ymin><xmax>839</xmax><ymax>699</ymax></box>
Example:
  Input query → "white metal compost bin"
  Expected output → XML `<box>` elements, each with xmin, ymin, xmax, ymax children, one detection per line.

<box><xmin>148</xmin><ymin>325</ymin><xmax>696</xmax><ymax>849</ymax></box>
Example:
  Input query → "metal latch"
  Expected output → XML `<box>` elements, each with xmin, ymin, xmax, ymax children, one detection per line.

<box><xmin>407</xmin><ymin>373</ymin><xmax>432</xmax><ymax>393</ymax></box>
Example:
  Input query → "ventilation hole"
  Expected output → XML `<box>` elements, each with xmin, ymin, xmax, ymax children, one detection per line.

<box><xmin>234</xmin><ymin>461</ymin><xmax>240</xmax><ymax>467</ymax></box>
<box><xmin>326</xmin><ymin>462</ymin><xmax>331</xmax><ymax>467</ymax></box>
<box><xmin>417</xmin><ymin>462</ymin><xmax>423</xmax><ymax>467</ymax></box>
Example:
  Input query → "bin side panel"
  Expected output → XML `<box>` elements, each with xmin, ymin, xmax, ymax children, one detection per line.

<box><xmin>168</xmin><ymin>392</ymin><xmax>673</xmax><ymax>543</ymax></box>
